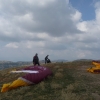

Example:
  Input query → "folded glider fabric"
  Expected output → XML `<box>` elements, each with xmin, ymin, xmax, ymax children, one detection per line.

<box><xmin>1</xmin><ymin>66</ymin><xmax>52</xmax><ymax>92</ymax></box>
<box><xmin>87</xmin><ymin>61</ymin><xmax>100</xmax><ymax>73</ymax></box>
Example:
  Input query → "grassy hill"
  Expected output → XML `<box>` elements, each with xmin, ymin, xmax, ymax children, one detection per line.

<box><xmin>0</xmin><ymin>61</ymin><xmax>100</xmax><ymax>100</ymax></box>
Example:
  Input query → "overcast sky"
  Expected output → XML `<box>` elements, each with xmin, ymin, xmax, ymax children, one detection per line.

<box><xmin>0</xmin><ymin>0</ymin><xmax>100</xmax><ymax>62</ymax></box>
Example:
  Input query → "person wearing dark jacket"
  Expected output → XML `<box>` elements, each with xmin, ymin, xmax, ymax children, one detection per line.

<box><xmin>33</xmin><ymin>53</ymin><xmax>40</xmax><ymax>66</ymax></box>
<box><xmin>45</xmin><ymin>55</ymin><xmax>50</xmax><ymax>64</ymax></box>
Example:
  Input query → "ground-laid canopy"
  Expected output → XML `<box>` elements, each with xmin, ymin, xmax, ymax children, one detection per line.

<box><xmin>87</xmin><ymin>60</ymin><xmax>100</xmax><ymax>73</ymax></box>
<box><xmin>1</xmin><ymin>66</ymin><xmax>52</xmax><ymax>92</ymax></box>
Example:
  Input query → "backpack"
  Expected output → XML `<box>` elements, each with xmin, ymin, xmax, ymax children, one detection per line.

<box><xmin>47</xmin><ymin>59</ymin><xmax>51</xmax><ymax>63</ymax></box>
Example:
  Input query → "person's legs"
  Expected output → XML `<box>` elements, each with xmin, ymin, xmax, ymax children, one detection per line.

<box><xmin>45</xmin><ymin>59</ymin><xmax>47</xmax><ymax>64</ymax></box>
<box><xmin>38</xmin><ymin>62</ymin><xmax>40</xmax><ymax>66</ymax></box>
<box><xmin>33</xmin><ymin>62</ymin><xmax>36</xmax><ymax>66</ymax></box>
<box><xmin>35</xmin><ymin>61</ymin><xmax>40</xmax><ymax>66</ymax></box>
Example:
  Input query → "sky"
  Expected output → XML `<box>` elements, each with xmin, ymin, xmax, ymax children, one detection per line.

<box><xmin>0</xmin><ymin>0</ymin><xmax>100</xmax><ymax>62</ymax></box>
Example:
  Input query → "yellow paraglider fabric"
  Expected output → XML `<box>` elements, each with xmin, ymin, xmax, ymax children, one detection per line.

<box><xmin>87</xmin><ymin>62</ymin><xmax>100</xmax><ymax>73</ymax></box>
<box><xmin>1</xmin><ymin>79</ymin><xmax>29</xmax><ymax>92</ymax></box>
<box><xmin>92</xmin><ymin>62</ymin><xmax>100</xmax><ymax>68</ymax></box>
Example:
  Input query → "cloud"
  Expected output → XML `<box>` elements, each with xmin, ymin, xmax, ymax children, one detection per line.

<box><xmin>0</xmin><ymin>0</ymin><xmax>100</xmax><ymax>61</ymax></box>
<box><xmin>71</xmin><ymin>10</ymin><xmax>82</xmax><ymax>22</ymax></box>
<box><xmin>0</xmin><ymin>0</ymin><xmax>82</xmax><ymax>40</ymax></box>
<box><xmin>5</xmin><ymin>43</ymin><xmax>18</xmax><ymax>48</ymax></box>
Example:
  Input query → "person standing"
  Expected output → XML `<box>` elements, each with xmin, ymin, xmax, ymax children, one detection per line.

<box><xmin>33</xmin><ymin>53</ymin><xmax>40</xmax><ymax>66</ymax></box>
<box><xmin>45</xmin><ymin>55</ymin><xmax>49</xmax><ymax>64</ymax></box>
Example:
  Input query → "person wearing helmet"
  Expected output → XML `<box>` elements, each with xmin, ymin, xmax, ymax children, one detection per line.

<box><xmin>33</xmin><ymin>53</ymin><xmax>40</xmax><ymax>66</ymax></box>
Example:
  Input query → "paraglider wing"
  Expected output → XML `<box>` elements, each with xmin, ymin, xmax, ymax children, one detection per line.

<box><xmin>87</xmin><ymin>60</ymin><xmax>100</xmax><ymax>73</ymax></box>
<box><xmin>22</xmin><ymin>66</ymin><xmax>52</xmax><ymax>84</ymax></box>
<box><xmin>1</xmin><ymin>66</ymin><xmax>52</xmax><ymax>92</ymax></box>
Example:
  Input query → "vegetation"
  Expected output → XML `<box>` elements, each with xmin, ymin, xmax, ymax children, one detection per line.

<box><xmin>0</xmin><ymin>61</ymin><xmax>100</xmax><ymax>100</ymax></box>
<box><xmin>0</xmin><ymin>61</ymin><xmax>32</xmax><ymax>70</ymax></box>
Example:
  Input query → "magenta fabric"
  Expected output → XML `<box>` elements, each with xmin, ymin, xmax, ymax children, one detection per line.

<box><xmin>22</xmin><ymin>66</ymin><xmax>52</xmax><ymax>84</ymax></box>
<box><xmin>92</xmin><ymin>60</ymin><xmax>100</xmax><ymax>63</ymax></box>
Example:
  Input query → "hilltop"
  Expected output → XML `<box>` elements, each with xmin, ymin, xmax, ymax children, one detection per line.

<box><xmin>0</xmin><ymin>59</ymin><xmax>69</xmax><ymax>70</ymax></box>
<box><xmin>0</xmin><ymin>60</ymin><xmax>100</xmax><ymax>100</ymax></box>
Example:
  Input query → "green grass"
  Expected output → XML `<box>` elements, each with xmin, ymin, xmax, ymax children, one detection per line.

<box><xmin>0</xmin><ymin>61</ymin><xmax>100</xmax><ymax>100</ymax></box>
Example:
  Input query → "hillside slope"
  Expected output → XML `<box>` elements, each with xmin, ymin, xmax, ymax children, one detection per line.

<box><xmin>0</xmin><ymin>61</ymin><xmax>100</xmax><ymax>100</ymax></box>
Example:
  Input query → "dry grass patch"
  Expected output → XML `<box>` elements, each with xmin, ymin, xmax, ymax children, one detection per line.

<box><xmin>51</xmin><ymin>82</ymin><xmax>62</xmax><ymax>89</ymax></box>
<box><xmin>61</xmin><ymin>90</ymin><xmax>81</xmax><ymax>100</ymax></box>
<box><xmin>38</xmin><ymin>81</ymin><xmax>45</xmax><ymax>90</ymax></box>
<box><xmin>66</xmin><ymin>84</ymin><xmax>75</xmax><ymax>92</ymax></box>
<box><xmin>57</xmin><ymin>68</ymin><xmax>64</xmax><ymax>72</ymax></box>
<box><xmin>54</xmin><ymin>65</ymin><xmax>60</xmax><ymax>69</ymax></box>
<box><xmin>54</xmin><ymin>72</ymin><xmax>63</xmax><ymax>78</ymax></box>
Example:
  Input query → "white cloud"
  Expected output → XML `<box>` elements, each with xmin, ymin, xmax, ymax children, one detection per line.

<box><xmin>5</xmin><ymin>43</ymin><xmax>18</xmax><ymax>48</ymax></box>
<box><xmin>71</xmin><ymin>10</ymin><xmax>82</xmax><ymax>22</ymax></box>
<box><xmin>0</xmin><ymin>0</ymin><xmax>100</xmax><ymax>61</ymax></box>
<box><xmin>26</xmin><ymin>0</ymin><xmax>56</xmax><ymax>6</ymax></box>
<box><xmin>36</xmin><ymin>33</ymin><xmax>49</xmax><ymax>39</ymax></box>
<box><xmin>77</xmin><ymin>21</ymin><xmax>88</xmax><ymax>32</ymax></box>
<box><xmin>77</xmin><ymin>50</ymin><xmax>91</xmax><ymax>58</ymax></box>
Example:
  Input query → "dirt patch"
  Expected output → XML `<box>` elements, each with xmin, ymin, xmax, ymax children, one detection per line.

<box><xmin>92</xmin><ymin>93</ymin><xmax>100</xmax><ymax>100</ymax></box>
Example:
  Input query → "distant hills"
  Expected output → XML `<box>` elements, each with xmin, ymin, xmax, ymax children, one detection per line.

<box><xmin>0</xmin><ymin>59</ymin><xmax>69</xmax><ymax>70</ymax></box>
<box><xmin>72</xmin><ymin>59</ymin><xmax>93</xmax><ymax>62</ymax></box>
<box><xmin>0</xmin><ymin>61</ymin><xmax>32</xmax><ymax>70</ymax></box>
<box><xmin>0</xmin><ymin>59</ymin><xmax>94</xmax><ymax>70</ymax></box>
